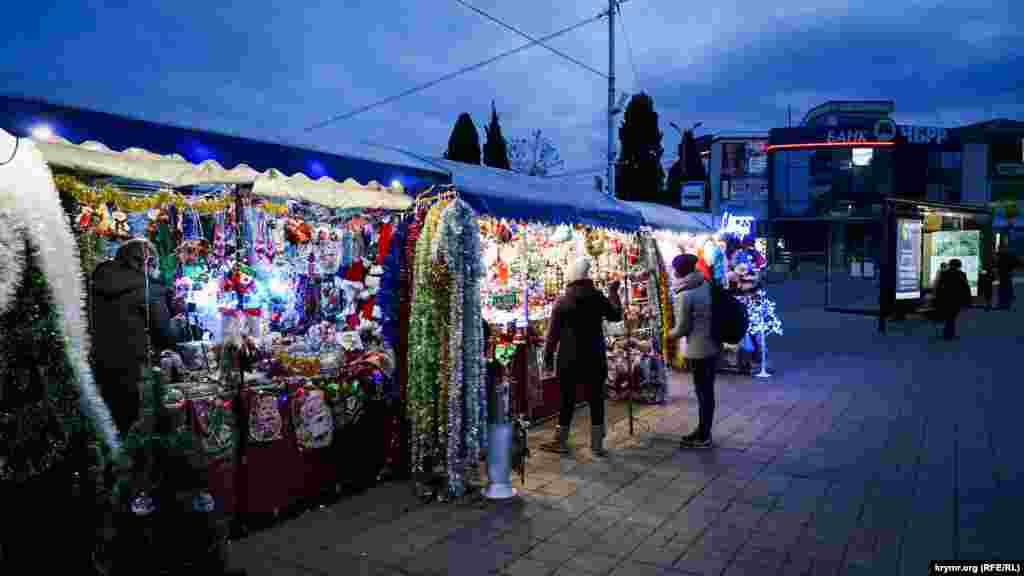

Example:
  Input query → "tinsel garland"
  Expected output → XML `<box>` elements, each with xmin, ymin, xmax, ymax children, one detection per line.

<box><xmin>432</xmin><ymin>257</ymin><xmax>451</xmax><ymax>478</ymax></box>
<box><xmin>438</xmin><ymin>202</ymin><xmax>464</xmax><ymax>495</ymax></box>
<box><xmin>408</xmin><ymin>202</ymin><xmax>444</xmax><ymax>474</ymax></box>
<box><xmin>1</xmin><ymin>142</ymin><xmax>121</xmax><ymax>458</ymax></box>
<box><xmin>644</xmin><ymin>237</ymin><xmax>663</xmax><ymax>355</ymax></box>
<box><xmin>459</xmin><ymin>201</ymin><xmax>487</xmax><ymax>459</ymax></box>
<box><xmin>54</xmin><ymin>173</ymin><xmax>287</xmax><ymax>216</ymax></box>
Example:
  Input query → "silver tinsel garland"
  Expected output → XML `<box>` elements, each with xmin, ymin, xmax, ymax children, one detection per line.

<box><xmin>440</xmin><ymin>202</ymin><xmax>465</xmax><ymax>496</ymax></box>
<box><xmin>460</xmin><ymin>202</ymin><xmax>486</xmax><ymax>457</ymax></box>
<box><xmin>0</xmin><ymin>139</ymin><xmax>121</xmax><ymax>458</ymax></box>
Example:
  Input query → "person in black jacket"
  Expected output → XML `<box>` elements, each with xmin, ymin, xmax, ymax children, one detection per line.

<box><xmin>541</xmin><ymin>257</ymin><xmax>623</xmax><ymax>457</ymax></box>
<box><xmin>996</xmin><ymin>240</ymin><xmax>1018</xmax><ymax>310</ymax></box>
<box><xmin>935</xmin><ymin>258</ymin><xmax>972</xmax><ymax>340</ymax></box>
<box><xmin>91</xmin><ymin>238</ymin><xmax>176</xmax><ymax>433</ymax></box>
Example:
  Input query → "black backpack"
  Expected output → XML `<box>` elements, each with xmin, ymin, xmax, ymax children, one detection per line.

<box><xmin>709</xmin><ymin>282</ymin><xmax>749</xmax><ymax>345</ymax></box>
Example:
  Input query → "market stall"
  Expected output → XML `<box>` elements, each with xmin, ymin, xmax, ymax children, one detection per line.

<box><xmin>432</xmin><ymin>159</ymin><xmax>652</xmax><ymax>425</ymax></box>
<box><xmin>638</xmin><ymin>205</ymin><xmax>782</xmax><ymax>375</ymax></box>
<box><xmin>41</xmin><ymin>137</ymin><xmax>413</xmax><ymax>526</ymax></box>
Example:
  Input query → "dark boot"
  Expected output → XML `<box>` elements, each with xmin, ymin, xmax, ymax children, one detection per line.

<box><xmin>591</xmin><ymin>425</ymin><xmax>608</xmax><ymax>458</ymax></box>
<box><xmin>540</xmin><ymin>425</ymin><xmax>570</xmax><ymax>454</ymax></box>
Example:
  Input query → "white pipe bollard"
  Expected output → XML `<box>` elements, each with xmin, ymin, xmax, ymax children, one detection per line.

<box><xmin>755</xmin><ymin>331</ymin><xmax>771</xmax><ymax>378</ymax></box>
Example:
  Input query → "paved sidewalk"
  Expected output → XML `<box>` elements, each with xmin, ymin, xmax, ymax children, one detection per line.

<box><xmin>228</xmin><ymin>303</ymin><xmax>1023</xmax><ymax>576</ymax></box>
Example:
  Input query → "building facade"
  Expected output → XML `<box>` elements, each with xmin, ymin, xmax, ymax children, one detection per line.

<box><xmin>762</xmin><ymin>100</ymin><xmax>1018</xmax><ymax>265</ymax></box>
<box><xmin>708</xmin><ymin>133</ymin><xmax>770</xmax><ymax>229</ymax></box>
<box><xmin>954</xmin><ymin>119</ymin><xmax>1024</xmax><ymax>250</ymax></box>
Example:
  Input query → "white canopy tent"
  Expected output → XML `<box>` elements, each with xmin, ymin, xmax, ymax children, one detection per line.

<box><xmin>33</xmin><ymin>136</ymin><xmax>414</xmax><ymax>211</ymax></box>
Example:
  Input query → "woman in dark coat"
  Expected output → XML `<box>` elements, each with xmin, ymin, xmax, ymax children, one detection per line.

<box><xmin>541</xmin><ymin>257</ymin><xmax>622</xmax><ymax>456</ymax></box>
<box><xmin>91</xmin><ymin>238</ymin><xmax>176</xmax><ymax>433</ymax></box>
<box><xmin>935</xmin><ymin>258</ymin><xmax>972</xmax><ymax>340</ymax></box>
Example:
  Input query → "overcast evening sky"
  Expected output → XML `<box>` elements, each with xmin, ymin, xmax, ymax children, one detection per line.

<box><xmin>3</xmin><ymin>1</ymin><xmax>1022</xmax><ymax>178</ymax></box>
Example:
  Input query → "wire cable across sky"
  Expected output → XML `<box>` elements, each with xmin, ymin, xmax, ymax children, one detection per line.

<box><xmin>303</xmin><ymin>10</ymin><xmax>609</xmax><ymax>132</ymax></box>
<box><xmin>452</xmin><ymin>0</ymin><xmax>607</xmax><ymax>78</ymax></box>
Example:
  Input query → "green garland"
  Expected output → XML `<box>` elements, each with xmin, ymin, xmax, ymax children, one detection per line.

<box><xmin>408</xmin><ymin>203</ymin><xmax>444</xmax><ymax>475</ymax></box>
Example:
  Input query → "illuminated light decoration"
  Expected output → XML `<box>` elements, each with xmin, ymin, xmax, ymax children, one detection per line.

<box><xmin>391</xmin><ymin>179</ymin><xmax>402</xmax><ymax>189</ymax></box>
<box><xmin>30</xmin><ymin>123</ymin><xmax>56</xmax><ymax>142</ymax></box>
<box><xmin>190</xmin><ymin>141</ymin><xmax>215</xmax><ymax>162</ymax></box>
<box><xmin>745</xmin><ymin>289</ymin><xmax>783</xmax><ymax>337</ymax></box>
<box><xmin>309</xmin><ymin>160</ymin><xmax>327</xmax><ymax>178</ymax></box>
<box><xmin>270</xmin><ymin>276</ymin><xmax>291</xmax><ymax>298</ymax></box>
<box><xmin>720</xmin><ymin>212</ymin><xmax>755</xmax><ymax>238</ymax></box>
<box><xmin>766</xmin><ymin>141</ymin><xmax>896</xmax><ymax>152</ymax></box>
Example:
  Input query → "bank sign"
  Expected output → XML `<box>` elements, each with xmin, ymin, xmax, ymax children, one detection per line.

<box><xmin>825</xmin><ymin>119</ymin><xmax>950</xmax><ymax>145</ymax></box>
<box><xmin>772</xmin><ymin>120</ymin><xmax>957</xmax><ymax>148</ymax></box>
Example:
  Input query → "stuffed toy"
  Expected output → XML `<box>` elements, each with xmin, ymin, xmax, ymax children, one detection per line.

<box><xmin>585</xmin><ymin>228</ymin><xmax>606</xmax><ymax>257</ymax></box>
<box><xmin>110</xmin><ymin>210</ymin><xmax>129</xmax><ymax>239</ymax></box>
<box><xmin>284</xmin><ymin>218</ymin><xmax>312</xmax><ymax>244</ymax></box>
<box><xmin>94</xmin><ymin>204</ymin><xmax>114</xmax><ymax>237</ymax></box>
<box><xmin>76</xmin><ymin>205</ymin><xmax>95</xmax><ymax>230</ymax></box>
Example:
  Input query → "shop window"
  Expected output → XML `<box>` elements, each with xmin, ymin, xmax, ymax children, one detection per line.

<box><xmin>721</xmin><ymin>179</ymin><xmax>732</xmax><ymax>200</ymax></box>
<box><xmin>852</xmin><ymin>148</ymin><xmax>873</xmax><ymax>167</ymax></box>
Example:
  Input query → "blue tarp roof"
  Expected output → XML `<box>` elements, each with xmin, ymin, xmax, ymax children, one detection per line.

<box><xmin>1</xmin><ymin>96</ymin><xmax>450</xmax><ymax>194</ymax></box>
<box><xmin>429</xmin><ymin>158</ymin><xmax>643</xmax><ymax>231</ymax></box>
<box><xmin>626</xmin><ymin>201</ymin><xmax>717</xmax><ymax>233</ymax></box>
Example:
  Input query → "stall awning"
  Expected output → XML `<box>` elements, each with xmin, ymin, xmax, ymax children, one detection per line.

<box><xmin>626</xmin><ymin>201</ymin><xmax>716</xmax><ymax>233</ymax></box>
<box><xmin>33</xmin><ymin>136</ymin><xmax>413</xmax><ymax>210</ymax></box>
<box><xmin>428</xmin><ymin>158</ymin><xmax>643</xmax><ymax>231</ymax></box>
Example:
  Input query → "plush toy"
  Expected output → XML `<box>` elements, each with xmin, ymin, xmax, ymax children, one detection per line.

<box><xmin>111</xmin><ymin>210</ymin><xmax>131</xmax><ymax>239</ymax></box>
<box><xmin>701</xmin><ymin>238</ymin><xmax>726</xmax><ymax>284</ymax></box>
<box><xmin>94</xmin><ymin>204</ymin><xmax>114</xmax><ymax>237</ymax></box>
<box><xmin>76</xmin><ymin>206</ymin><xmax>95</xmax><ymax>230</ymax></box>
<box><xmin>285</xmin><ymin>218</ymin><xmax>312</xmax><ymax>244</ymax></box>
<box><xmin>585</xmin><ymin>228</ymin><xmax>606</xmax><ymax>257</ymax></box>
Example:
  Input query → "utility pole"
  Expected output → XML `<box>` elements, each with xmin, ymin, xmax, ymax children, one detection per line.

<box><xmin>607</xmin><ymin>0</ymin><xmax>616</xmax><ymax>198</ymax></box>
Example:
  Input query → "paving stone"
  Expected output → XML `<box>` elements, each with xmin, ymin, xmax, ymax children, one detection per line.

<box><xmin>674</xmin><ymin>547</ymin><xmax>733</xmax><ymax>576</ymax></box>
<box><xmin>731</xmin><ymin>546</ymin><xmax>787</xmax><ymax>572</ymax></box>
<box><xmin>561</xmin><ymin>550</ymin><xmax>622</xmax><ymax>575</ymax></box>
<box><xmin>527</xmin><ymin>541</ymin><xmax>579</xmax><ymax>564</ymax></box>
<box><xmin>546</xmin><ymin>527</ymin><xmax>603</xmax><ymax>549</ymax></box>
<box><xmin>608</xmin><ymin>561</ymin><xmax>667</xmax><ymax>576</ymax></box>
<box><xmin>502</xmin><ymin>557</ymin><xmax>561</xmax><ymax>576</ymax></box>
<box><xmin>622</xmin><ymin>541</ymin><xmax>688</xmax><ymax>565</ymax></box>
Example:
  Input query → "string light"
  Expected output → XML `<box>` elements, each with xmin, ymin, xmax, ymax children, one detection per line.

<box><xmin>745</xmin><ymin>289</ymin><xmax>783</xmax><ymax>337</ymax></box>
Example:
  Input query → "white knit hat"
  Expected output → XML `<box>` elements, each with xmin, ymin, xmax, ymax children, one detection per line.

<box><xmin>567</xmin><ymin>257</ymin><xmax>591</xmax><ymax>283</ymax></box>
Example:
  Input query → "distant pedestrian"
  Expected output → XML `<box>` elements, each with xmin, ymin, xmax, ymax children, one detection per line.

<box><xmin>668</xmin><ymin>254</ymin><xmax>720</xmax><ymax>449</ymax></box>
<box><xmin>932</xmin><ymin>262</ymin><xmax>949</xmax><ymax>295</ymax></box>
<box><xmin>935</xmin><ymin>258</ymin><xmax>972</xmax><ymax>340</ymax></box>
<box><xmin>996</xmin><ymin>239</ymin><xmax>1018</xmax><ymax>310</ymax></box>
<box><xmin>979</xmin><ymin>268</ymin><xmax>994</xmax><ymax>311</ymax></box>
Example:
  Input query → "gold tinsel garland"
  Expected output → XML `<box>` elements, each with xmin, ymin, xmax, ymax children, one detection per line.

<box><xmin>54</xmin><ymin>174</ymin><xmax>288</xmax><ymax>216</ymax></box>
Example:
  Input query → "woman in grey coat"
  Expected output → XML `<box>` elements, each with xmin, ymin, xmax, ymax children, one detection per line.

<box><xmin>668</xmin><ymin>254</ymin><xmax>720</xmax><ymax>448</ymax></box>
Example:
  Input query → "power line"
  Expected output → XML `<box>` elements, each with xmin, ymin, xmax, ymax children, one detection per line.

<box><xmin>303</xmin><ymin>11</ymin><xmax>608</xmax><ymax>132</ymax></box>
<box><xmin>452</xmin><ymin>0</ymin><xmax>607</xmax><ymax>78</ymax></box>
<box><xmin>617</xmin><ymin>2</ymin><xmax>642</xmax><ymax>90</ymax></box>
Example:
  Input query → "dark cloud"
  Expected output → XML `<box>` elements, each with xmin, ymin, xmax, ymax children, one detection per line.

<box><xmin>2</xmin><ymin>0</ymin><xmax>1021</xmax><ymax>171</ymax></box>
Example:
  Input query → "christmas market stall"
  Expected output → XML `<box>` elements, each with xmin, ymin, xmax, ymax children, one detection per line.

<box><xmin>36</xmin><ymin>135</ymin><xmax>415</xmax><ymax>529</ymax></box>
<box><xmin>651</xmin><ymin>209</ymin><xmax>783</xmax><ymax>375</ymax></box>
<box><xmin>432</xmin><ymin>159</ymin><xmax>652</xmax><ymax>426</ymax></box>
